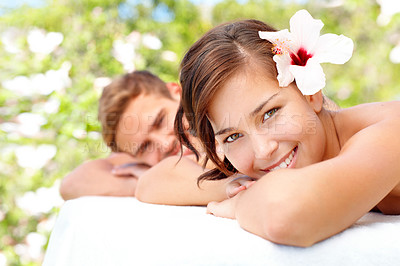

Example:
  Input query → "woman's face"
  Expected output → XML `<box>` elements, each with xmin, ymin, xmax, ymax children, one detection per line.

<box><xmin>207</xmin><ymin>66</ymin><xmax>327</xmax><ymax>179</ymax></box>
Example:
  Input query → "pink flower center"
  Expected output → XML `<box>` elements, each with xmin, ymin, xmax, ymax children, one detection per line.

<box><xmin>290</xmin><ymin>48</ymin><xmax>312</xmax><ymax>66</ymax></box>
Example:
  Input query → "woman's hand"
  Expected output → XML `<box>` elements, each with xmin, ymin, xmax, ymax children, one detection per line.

<box><xmin>226</xmin><ymin>175</ymin><xmax>256</xmax><ymax>198</ymax></box>
<box><xmin>207</xmin><ymin>175</ymin><xmax>256</xmax><ymax>219</ymax></box>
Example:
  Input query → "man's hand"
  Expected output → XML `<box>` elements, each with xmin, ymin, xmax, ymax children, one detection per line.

<box><xmin>112</xmin><ymin>162</ymin><xmax>151</xmax><ymax>178</ymax></box>
<box><xmin>60</xmin><ymin>153</ymin><xmax>147</xmax><ymax>200</ymax></box>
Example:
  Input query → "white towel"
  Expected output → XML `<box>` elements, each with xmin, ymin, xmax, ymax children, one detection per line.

<box><xmin>43</xmin><ymin>196</ymin><xmax>400</xmax><ymax>266</ymax></box>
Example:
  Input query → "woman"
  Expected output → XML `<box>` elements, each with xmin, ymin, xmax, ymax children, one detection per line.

<box><xmin>175</xmin><ymin>10</ymin><xmax>400</xmax><ymax>246</ymax></box>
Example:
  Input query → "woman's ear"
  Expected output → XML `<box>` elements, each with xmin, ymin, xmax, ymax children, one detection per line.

<box><xmin>305</xmin><ymin>90</ymin><xmax>323</xmax><ymax>113</ymax></box>
<box><xmin>166</xmin><ymin>82</ymin><xmax>181</xmax><ymax>101</ymax></box>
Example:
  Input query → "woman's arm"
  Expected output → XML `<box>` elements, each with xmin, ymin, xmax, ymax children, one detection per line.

<box><xmin>209</xmin><ymin>117</ymin><xmax>400</xmax><ymax>247</ymax></box>
<box><xmin>60</xmin><ymin>153</ymin><xmax>140</xmax><ymax>200</ymax></box>
<box><xmin>135</xmin><ymin>155</ymin><xmax>233</xmax><ymax>206</ymax></box>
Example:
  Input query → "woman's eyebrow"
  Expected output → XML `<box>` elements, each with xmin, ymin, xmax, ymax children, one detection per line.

<box><xmin>249</xmin><ymin>92</ymin><xmax>280</xmax><ymax>118</ymax></box>
<box><xmin>215</xmin><ymin>127</ymin><xmax>236</xmax><ymax>136</ymax></box>
<box><xmin>214</xmin><ymin>92</ymin><xmax>280</xmax><ymax>136</ymax></box>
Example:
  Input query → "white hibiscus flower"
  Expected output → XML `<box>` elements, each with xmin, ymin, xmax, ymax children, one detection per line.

<box><xmin>259</xmin><ymin>9</ymin><xmax>354</xmax><ymax>95</ymax></box>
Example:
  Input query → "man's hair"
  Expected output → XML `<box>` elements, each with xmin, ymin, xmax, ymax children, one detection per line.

<box><xmin>98</xmin><ymin>70</ymin><xmax>172</xmax><ymax>151</ymax></box>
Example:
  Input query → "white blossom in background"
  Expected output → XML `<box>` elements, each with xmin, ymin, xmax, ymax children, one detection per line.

<box><xmin>16</xmin><ymin>112</ymin><xmax>47</xmax><ymax>137</ymax></box>
<box><xmin>142</xmin><ymin>33</ymin><xmax>162</xmax><ymax>50</ymax></box>
<box><xmin>93</xmin><ymin>77</ymin><xmax>112</xmax><ymax>95</ymax></box>
<box><xmin>318</xmin><ymin>0</ymin><xmax>344</xmax><ymax>8</ymax></box>
<box><xmin>27</xmin><ymin>28</ymin><xmax>63</xmax><ymax>55</ymax></box>
<box><xmin>0</xmin><ymin>122</ymin><xmax>19</xmax><ymax>134</ymax></box>
<box><xmin>88</xmin><ymin>131</ymin><xmax>101</xmax><ymax>140</ymax></box>
<box><xmin>15</xmin><ymin>144</ymin><xmax>57</xmax><ymax>169</ymax></box>
<box><xmin>112</xmin><ymin>39</ymin><xmax>136</xmax><ymax>72</ymax></box>
<box><xmin>376</xmin><ymin>0</ymin><xmax>400</xmax><ymax>26</ymax></box>
<box><xmin>91</xmin><ymin>6</ymin><xmax>103</xmax><ymax>17</ymax></box>
<box><xmin>32</xmin><ymin>61</ymin><xmax>72</xmax><ymax>95</ymax></box>
<box><xmin>43</xmin><ymin>98</ymin><xmax>61</xmax><ymax>113</ymax></box>
<box><xmin>32</xmin><ymin>98</ymin><xmax>61</xmax><ymax>114</ymax></box>
<box><xmin>2</xmin><ymin>76</ymin><xmax>32</xmax><ymax>96</ymax></box>
<box><xmin>37</xmin><ymin>215</ymin><xmax>57</xmax><ymax>233</ymax></box>
<box><xmin>112</xmin><ymin>31</ymin><xmax>163</xmax><ymax>71</ymax></box>
<box><xmin>1</xmin><ymin>27</ymin><xmax>23</xmax><ymax>53</ymax></box>
<box><xmin>1</xmin><ymin>111</ymin><xmax>52</xmax><ymax>137</ymax></box>
<box><xmin>14</xmin><ymin>244</ymin><xmax>30</xmax><ymax>262</ymax></box>
<box><xmin>16</xmin><ymin>181</ymin><xmax>63</xmax><ymax>216</ymax></box>
<box><xmin>126</xmin><ymin>31</ymin><xmax>141</xmax><ymax>47</ymax></box>
<box><xmin>0</xmin><ymin>252</ymin><xmax>7</xmax><ymax>266</ymax></box>
<box><xmin>72</xmin><ymin>129</ymin><xmax>87</xmax><ymax>139</ymax></box>
<box><xmin>161</xmin><ymin>50</ymin><xmax>177</xmax><ymax>62</ymax></box>
<box><xmin>25</xmin><ymin>232</ymin><xmax>47</xmax><ymax>261</ymax></box>
<box><xmin>2</xmin><ymin>62</ymin><xmax>71</xmax><ymax>96</ymax></box>
<box><xmin>336</xmin><ymin>86</ymin><xmax>352</xmax><ymax>100</ymax></box>
<box><xmin>0</xmin><ymin>144</ymin><xmax>18</xmax><ymax>157</ymax></box>
<box><xmin>389</xmin><ymin>45</ymin><xmax>400</xmax><ymax>64</ymax></box>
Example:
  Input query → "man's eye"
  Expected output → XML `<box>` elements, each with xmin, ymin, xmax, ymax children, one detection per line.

<box><xmin>224</xmin><ymin>133</ymin><xmax>242</xmax><ymax>143</ymax></box>
<box><xmin>137</xmin><ymin>141</ymin><xmax>151</xmax><ymax>155</ymax></box>
<box><xmin>262</xmin><ymin>108</ymin><xmax>279</xmax><ymax>123</ymax></box>
<box><xmin>154</xmin><ymin>115</ymin><xmax>165</xmax><ymax>129</ymax></box>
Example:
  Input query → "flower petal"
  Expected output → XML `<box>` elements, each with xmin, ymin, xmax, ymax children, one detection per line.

<box><xmin>290</xmin><ymin>9</ymin><xmax>324</xmax><ymax>53</ymax></box>
<box><xmin>258</xmin><ymin>29</ymin><xmax>291</xmax><ymax>45</ymax></box>
<box><xmin>273</xmin><ymin>54</ymin><xmax>294</xmax><ymax>87</ymax></box>
<box><xmin>289</xmin><ymin>58</ymin><xmax>325</xmax><ymax>95</ymax></box>
<box><xmin>313</xmin><ymin>33</ymin><xmax>354</xmax><ymax>64</ymax></box>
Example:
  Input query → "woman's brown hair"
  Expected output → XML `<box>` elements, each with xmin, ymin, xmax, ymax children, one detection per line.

<box><xmin>175</xmin><ymin>19</ymin><xmax>278</xmax><ymax>182</ymax></box>
<box><xmin>99</xmin><ymin>70</ymin><xmax>172</xmax><ymax>151</ymax></box>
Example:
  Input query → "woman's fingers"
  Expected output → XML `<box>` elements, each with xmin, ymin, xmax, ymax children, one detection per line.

<box><xmin>226</xmin><ymin>185</ymin><xmax>246</xmax><ymax>198</ymax></box>
<box><xmin>226</xmin><ymin>175</ymin><xmax>256</xmax><ymax>198</ymax></box>
<box><xmin>206</xmin><ymin>199</ymin><xmax>236</xmax><ymax>219</ymax></box>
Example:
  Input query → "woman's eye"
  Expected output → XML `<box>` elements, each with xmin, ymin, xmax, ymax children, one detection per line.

<box><xmin>225</xmin><ymin>133</ymin><xmax>242</xmax><ymax>143</ymax></box>
<box><xmin>262</xmin><ymin>108</ymin><xmax>279</xmax><ymax>123</ymax></box>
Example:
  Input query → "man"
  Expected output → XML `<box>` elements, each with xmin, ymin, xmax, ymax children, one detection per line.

<box><xmin>60</xmin><ymin>71</ymin><xmax>234</xmax><ymax>205</ymax></box>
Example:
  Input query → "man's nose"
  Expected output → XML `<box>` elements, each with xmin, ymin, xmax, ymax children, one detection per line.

<box><xmin>151</xmin><ymin>132</ymin><xmax>177</xmax><ymax>155</ymax></box>
<box><xmin>251</xmin><ymin>134</ymin><xmax>278</xmax><ymax>160</ymax></box>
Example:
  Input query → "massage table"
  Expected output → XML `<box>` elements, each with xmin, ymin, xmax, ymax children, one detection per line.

<box><xmin>43</xmin><ymin>196</ymin><xmax>400</xmax><ymax>265</ymax></box>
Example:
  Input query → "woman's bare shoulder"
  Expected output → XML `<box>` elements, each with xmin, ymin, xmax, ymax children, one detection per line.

<box><xmin>336</xmin><ymin>101</ymin><xmax>400</xmax><ymax>121</ymax></box>
<box><xmin>333</xmin><ymin>101</ymin><xmax>400</xmax><ymax>143</ymax></box>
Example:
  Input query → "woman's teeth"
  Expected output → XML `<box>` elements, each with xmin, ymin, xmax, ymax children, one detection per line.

<box><xmin>270</xmin><ymin>149</ymin><xmax>295</xmax><ymax>171</ymax></box>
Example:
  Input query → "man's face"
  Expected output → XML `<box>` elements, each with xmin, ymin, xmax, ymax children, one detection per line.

<box><xmin>115</xmin><ymin>93</ymin><xmax>182</xmax><ymax>166</ymax></box>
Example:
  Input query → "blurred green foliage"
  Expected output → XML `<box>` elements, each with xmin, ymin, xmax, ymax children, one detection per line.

<box><xmin>0</xmin><ymin>0</ymin><xmax>399</xmax><ymax>264</ymax></box>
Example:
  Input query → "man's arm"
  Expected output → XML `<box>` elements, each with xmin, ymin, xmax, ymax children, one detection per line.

<box><xmin>60</xmin><ymin>153</ymin><xmax>139</xmax><ymax>200</ymax></box>
<box><xmin>135</xmin><ymin>155</ymin><xmax>233</xmax><ymax>206</ymax></box>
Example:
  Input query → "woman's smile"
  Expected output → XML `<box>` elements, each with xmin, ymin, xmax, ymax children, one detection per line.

<box><xmin>260</xmin><ymin>146</ymin><xmax>298</xmax><ymax>173</ymax></box>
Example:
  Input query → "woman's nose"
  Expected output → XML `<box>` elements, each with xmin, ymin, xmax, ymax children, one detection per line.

<box><xmin>252</xmin><ymin>134</ymin><xmax>278</xmax><ymax>160</ymax></box>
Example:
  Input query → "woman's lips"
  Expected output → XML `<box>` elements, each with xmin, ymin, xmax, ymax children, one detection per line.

<box><xmin>261</xmin><ymin>146</ymin><xmax>298</xmax><ymax>172</ymax></box>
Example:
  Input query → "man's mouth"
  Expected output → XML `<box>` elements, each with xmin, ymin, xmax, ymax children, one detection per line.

<box><xmin>165</xmin><ymin>141</ymin><xmax>193</xmax><ymax>157</ymax></box>
<box><xmin>261</xmin><ymin>146</ymin><xmax>298</xmax><ymax>173</ymax></box>
<box><xmin>181</xmin><ymin>146</ymin><xmax>194</xmax><ymax>156</ymax></box>
<box><xmin>165</xmin><ymin>141</ymin><xmax>180</xmax><ymax>157</ymax></box>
